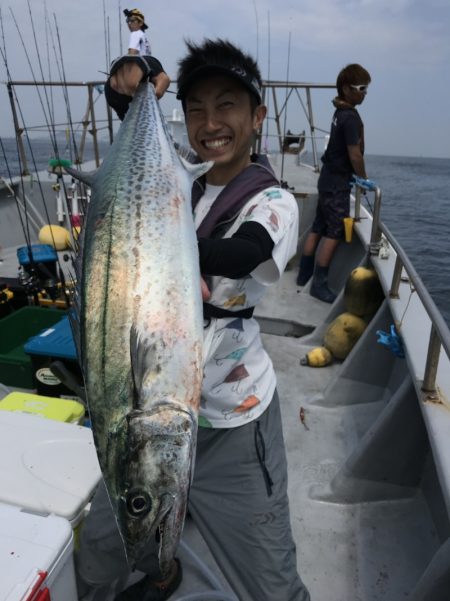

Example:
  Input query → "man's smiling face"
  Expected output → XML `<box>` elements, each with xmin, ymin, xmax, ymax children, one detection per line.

<box><xmin>185</xmin><ymin>75</ymin><xmax>266</xmax><ymax>185</ymax></box>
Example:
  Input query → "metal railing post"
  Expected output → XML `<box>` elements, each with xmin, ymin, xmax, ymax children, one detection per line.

<box><xmin>305</xmin><ymin>87</ymin><xmax>319</xmax><ymax>171</ymax></box>
<box><xmin>87</xmin><ymin>84</ymin><xmax>100</xmax><ymax>167</ymax></box>
<box><xmin>422</xmin><ymin>326</ymin><xmax>441</xmax><ymax>394</ymax></box>
<box><xmin>354</xmin><ymin>187</ymin><xmax>362</xmax><ymax>221</ymax></box>
<box><xmin>369</xmin><ymin>187</ymin><xmax>382</xmax><ymax>255</ymax></box>
<box><xmin>389</xmin><ymin>256</ymin><xmax>403</xmax><ymax>298</ymax></box>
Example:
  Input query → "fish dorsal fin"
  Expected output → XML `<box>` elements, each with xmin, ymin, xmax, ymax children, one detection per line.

<box><xmin>130</xmin><ymin>324</ymin><xmax>155</xmax><ymax>408</ymax></box>
<box><xmin>175</xmin><ymin>143</ymin><xmax>213</xmax><ymax>181</ymax></box>
<box><xmin>64</xmin><ymin>165</ymin><xmax>96</xmax><ymax>187</ymax></box>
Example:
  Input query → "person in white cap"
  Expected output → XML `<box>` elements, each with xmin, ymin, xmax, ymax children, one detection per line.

<box><xmin>105</xmin><ymin>8</ymin><xmax>170</xmax><ymax>120</ymax></box>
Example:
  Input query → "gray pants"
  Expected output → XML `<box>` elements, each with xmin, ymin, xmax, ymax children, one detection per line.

<box><xmin>76</xmin><ymin>391</ymin><xmax>310</xmax><ymax>601</ymax></box>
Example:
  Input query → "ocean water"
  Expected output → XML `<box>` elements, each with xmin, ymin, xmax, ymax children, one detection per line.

<box><xmin>1</xmin><ymin>139</ymin><xmax>449</xmax><ymax>326</ymax></box>
<box><xmin>365</xmin><ymin>154</ymin><xmax>450</xmax><ymax>328</ymax></box>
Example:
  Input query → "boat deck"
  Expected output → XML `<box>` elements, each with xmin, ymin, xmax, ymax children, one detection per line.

<box><xmin>2</xmin><ymin>154</ymin><xmax>450</xmax><ymax>600</ymax></box>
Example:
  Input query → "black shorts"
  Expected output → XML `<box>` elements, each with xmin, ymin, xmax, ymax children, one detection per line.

<box><xmin>104</xmin><ymin>55</ymin><xmax>165</xmax><ymax>120</ymax></box>
<box><xmin>311</xmin><ymin>189</ymin><xmax>350</xmax><ymax>239</ymax></box>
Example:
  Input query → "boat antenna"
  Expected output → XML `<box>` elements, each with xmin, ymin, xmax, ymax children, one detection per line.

<box><xmin>280</xmin><ymin>31</ymin><xmax>292</xmax><ymax>181</ymax></box>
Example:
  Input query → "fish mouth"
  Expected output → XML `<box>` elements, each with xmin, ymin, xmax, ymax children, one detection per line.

<box><xmin>125</xmin><ymin>492</ymin><xmax>175</xmax><ymax>571</ymax></box>
<box><xmin>155</xmin><ymin>493</ymin><xmax>181</xmax><ymax>576</ymax></box>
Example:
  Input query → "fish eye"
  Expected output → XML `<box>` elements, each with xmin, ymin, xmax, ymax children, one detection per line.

<box><xmin>126</xmin><ymin>490</ymin><xmax>152</xmax><ymax>517</ymax></box>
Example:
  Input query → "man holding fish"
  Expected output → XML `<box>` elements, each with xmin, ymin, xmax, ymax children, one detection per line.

<box><xmin>76</xmin><ymin>37</ymin><xmax>310</xmax><ymax>601</ymax></box>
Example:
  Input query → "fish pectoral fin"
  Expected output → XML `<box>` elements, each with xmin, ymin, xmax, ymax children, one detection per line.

<box><xmin>130</xmin><ymin>324</ymin><xmax>157</xmax><ymax>406</ymax></box>
<box><xmin>174</xmin><ymin>142</ymin><xmax>200</xmax><ymax>165</ymax></box>
<box><xmin>177</xmin><ymin>153</ymin><xmax>214</xmax><ymax>181</ymax></box>
<box><xmin>64</xmin><ymin>165</ymin><xmax>96</xmax><ymax>187</ymax></box>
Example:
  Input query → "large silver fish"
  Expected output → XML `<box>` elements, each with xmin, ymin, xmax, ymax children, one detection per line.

<box><xmin>70</xmin><ymin>83</ymin><xmax>210</xmax><ymax>575</ymax></box>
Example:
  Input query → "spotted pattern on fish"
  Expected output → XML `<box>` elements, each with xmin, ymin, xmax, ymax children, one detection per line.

<box><xmin>75</xmin><ymin>83</ymin><xmax>211</xmax><ymax>575</ymax></box>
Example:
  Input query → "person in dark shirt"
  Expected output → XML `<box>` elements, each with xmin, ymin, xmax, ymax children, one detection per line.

<box><xmin>296</xmin><ymin>63</ymin><xmax>371</xmax><ymax>302</ymax></box>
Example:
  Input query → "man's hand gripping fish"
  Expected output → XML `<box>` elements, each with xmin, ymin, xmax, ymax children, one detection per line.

<box><xmin>69</xmin><ymin>83</ymin><xmax>211</xmax><ymax>576</ymax></box>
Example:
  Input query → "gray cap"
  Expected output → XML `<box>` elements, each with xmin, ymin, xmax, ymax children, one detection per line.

<box><xmin>177</xmin><ymin>64</ymin><xmax>262</xmax><ymax>104</ymax></box>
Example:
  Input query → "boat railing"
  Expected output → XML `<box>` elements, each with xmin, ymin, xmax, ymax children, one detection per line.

<box><xmin>258</xmin><ymin>80</ymin><xmax>335</xmax><ymax>170</ymax></box>
<box><xmin>6</xmin><ymin>80</ymin><xmax>113</xmax><ymax>175</ymax></box>
<box><xmin>354</xmin><ymin>182</ymin><xmax>450</xmax><ymax>397</ymax></box>
<box><xmin>6</xmin><ymin>79</ymin><xmax>335</xmax><ymax>175</ymax></box>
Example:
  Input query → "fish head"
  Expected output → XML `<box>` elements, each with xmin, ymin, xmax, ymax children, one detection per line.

<box><xmin>117</xmin><ymin>406</ymin><xmax>196</xmax><ymax>574</ymax></box>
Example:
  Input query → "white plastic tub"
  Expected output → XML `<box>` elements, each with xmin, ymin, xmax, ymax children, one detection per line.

<box><xmin>0</xmin><ymin>503</ymin><xmax>78</xmax><ymax>601</ymax></box>
<box><xmin>0</xmin><ymin>411</ymin><xmax>101</xmax><ymax>527</ymax></box>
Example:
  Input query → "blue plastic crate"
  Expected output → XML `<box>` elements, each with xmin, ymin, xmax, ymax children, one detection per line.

<box><xmin>24</xmin><ymin>315</ymin><xmax>77</xmax><ymax>360</ymax></box>
<box><xmin>24</xmin><ymin>315</ymin><xmax>82</xmax><ymax>398</ymax></box>
<box><xmin>17</xmin><ymin>244</ymin><xmax>58</xmax><ymax>266</ymax></box>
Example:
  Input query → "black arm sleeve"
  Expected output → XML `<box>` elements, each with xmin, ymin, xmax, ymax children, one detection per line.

<box><xmin>198</xmin><ymin>221</ymin><xmax>274</xmax><ymax>279</ymax></box>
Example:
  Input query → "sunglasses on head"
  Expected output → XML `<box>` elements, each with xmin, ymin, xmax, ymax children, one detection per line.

<box><xmin>350</xmin><ymin>84</ymin><xmax>369</xmax><ymax>92</ymax></box>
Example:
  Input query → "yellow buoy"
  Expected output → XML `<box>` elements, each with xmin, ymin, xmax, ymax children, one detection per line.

<box><xmin>344</xmin><ymin>266</ymin><xmax>384</xmax><ymax>317</ymax></box>
<box><xmin>39</xmin><ymin>224</ymin><xmax>71</xmax><ymax>250</ymax></box>
<box><xmin>323</xmin><ymin>312</ymin><xmax>367</xmax><ymax>360</ymax></box>
<box><xmin>301</xmin><ymin>346</ymin><xmax>333</xmax><ymax>367</ymax></box>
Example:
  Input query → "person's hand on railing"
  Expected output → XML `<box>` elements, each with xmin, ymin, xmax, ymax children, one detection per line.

<box><xmin>352</xmin><ymin>175</ymin><xmax>377</xmax><ymax>191</ymax></box>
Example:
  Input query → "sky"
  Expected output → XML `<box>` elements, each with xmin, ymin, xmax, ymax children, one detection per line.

<box><xmin>0</xmin><ymin>0</ymin><xmax>449</xmax><ymax>159</ymax></box>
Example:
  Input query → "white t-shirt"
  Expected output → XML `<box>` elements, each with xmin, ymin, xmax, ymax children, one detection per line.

<box><xmin>128</xmin><ymin>30</ymin><xmax>151</xmax><ymax>56</ymax></box>
<box><xmin>195</xmin><ymin>185</ymin><xmax>299</xmax><ymax>428</ymax></box>
<box><xmin>194</xmin><ymin>183</ymin><xmax>225</xmax><ymax>228</ymax></box>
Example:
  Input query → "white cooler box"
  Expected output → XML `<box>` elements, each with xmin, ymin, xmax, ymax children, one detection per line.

<box><xmin>0</xmin><ymin>411</ymin><xmax>101</xmax><ymax>527</ymax></box>
<box><xmin>0</xmin><ymin>503</ymin><xmax>77</xmax><ymax>601</ymax></box>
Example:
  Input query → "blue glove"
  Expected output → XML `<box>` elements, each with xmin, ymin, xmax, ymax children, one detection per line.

<box><xmin>352</xmin><ymin>175</ymin><xmax>377</xmax><ymax>191</ymax></box>
<box><xmin>376</xmin><ymin>324</ymin><xmax>405</xmax><ymax>358</ymax></box>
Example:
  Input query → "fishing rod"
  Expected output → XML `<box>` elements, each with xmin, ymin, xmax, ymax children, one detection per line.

<box><xmin>52</xmin><ymin>12</ymin><xmax>82</xmax><ymax>167</ymax></box>
<box><xmin>118</xmin><ymin>1</ymin><xmax>123</xmax><ymax>56</ymax></box>
<box><xmin>1</xmin><ymin>9</ymin><xmax>79</xmax><ymax>307</ymax></box>
<box><xmin>25</xmin><ymin>1</ymin><xmax>60</xmax><ymax>157</ymax></box>
<box><xmin>102</xmin><ymin>0</ymin><xmax>110</xmax><ymax>73</ymax></box>
<box><xmin>251</xmin><ymin>0</ymin><xmax>259</xmax><ymax>62</ymax></box>
<box><xmin>44</xmin><ymin>2</ymin><xmax>56</xmax><ymax>129</ymax></box>
<box><xmin>262</xmin><ymin>9</ymin><xmax>271</xmax><ymax>154</ymax></box>
<box><xmin>280</xmin><ymin>31</ymin><xmax>292</xmax><ymax>182</ymax></box>
<box><xmin>7</xmin><ymin>8</ymin><xmax>66</xmax><ymax>252</ymax></box>
<box><xmin>0</xmin><ymin>46</ymin><xmax>39</xmax><ymax>256</ymax></box>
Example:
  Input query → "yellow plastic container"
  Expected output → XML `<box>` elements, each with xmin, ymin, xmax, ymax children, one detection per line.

<box><xmin>343</xmin><ymin>216</ymin><xmax>354</xmax><ymax>243</ymax></box>
<box><xmin>0</xmin><ymin>391</ymin><xmax>85</xmax><ymax>424</ymax></box>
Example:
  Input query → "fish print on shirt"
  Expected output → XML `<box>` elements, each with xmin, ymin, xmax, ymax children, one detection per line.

<box><xmin>223</xmin><ymin>294</ymin><xmax>246</xmax><ymax>308</ymax></box>
<box><xmin>212</xmin><ymin>363</ymin><xmax>250</xmax><ymax>394</ymax></box>
<box><xmin>215</xmin><ymin>317</ymin><xmax>245</xmax><ymax>343</ymax></box>
<box><xmin>241</xmin><ymin>188</ymin><xmax>282</xmax><ymax>233</ymax></box>
<box><xmin>222</xmin><ymin>394</ymin><xmax>261</xmax><ymax>420</ymax></box>
<box><xmin>214</xmin><ymin>347</ymin><xmax>247</xmax><ymax>366</ymax></box>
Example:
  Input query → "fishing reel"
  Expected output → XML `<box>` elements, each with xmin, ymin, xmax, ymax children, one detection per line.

<box><xmin>17</xmin><ymin>244</ymin><xmax>60</xmax><ymax>304</ymax></box>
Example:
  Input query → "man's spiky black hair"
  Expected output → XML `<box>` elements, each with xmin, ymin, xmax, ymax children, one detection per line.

<box><xmin>176</xmin><ymin>38</ymin><xmax>262</xmax><ymax>108</ymax></box>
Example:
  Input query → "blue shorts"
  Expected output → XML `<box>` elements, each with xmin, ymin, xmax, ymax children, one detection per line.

<box><xmin>311</xmin><ymin>189</ymin><xmax>350</xmax><ymax>240</ymax></box>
